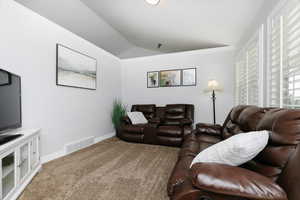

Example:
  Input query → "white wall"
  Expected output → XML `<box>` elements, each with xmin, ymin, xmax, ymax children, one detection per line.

<box><xmin>0</xmin><ymin>0</ymin><xmax>121</xmax><ymax>157</ymax></box>
<box><xmin>122</xmin><ymin>47</ymin><xmax>235</xmax><ymax>125</ymax></box>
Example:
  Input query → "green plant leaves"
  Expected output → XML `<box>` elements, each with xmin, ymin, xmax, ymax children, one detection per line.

<box><xmin>111</xmin><ymin>100</ymin><xmax>127</xmax><ymax>129</ymax></box>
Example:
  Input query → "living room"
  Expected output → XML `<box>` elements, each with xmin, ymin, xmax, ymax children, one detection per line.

<box><xmin>0</xmin><ymin>0</ymin><xmax>299</xmax><ymax>200</ymax></box>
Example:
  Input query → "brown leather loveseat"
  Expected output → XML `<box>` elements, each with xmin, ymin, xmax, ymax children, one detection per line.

<box><xmin>168</xmin><ymin>105</ymin><xmax>300</xmax><ymax>200</ymax></box>
<box><xmin>117</xmin><ymin>104</ymin><xmax>194</xmax><ymax>147</ymax></box>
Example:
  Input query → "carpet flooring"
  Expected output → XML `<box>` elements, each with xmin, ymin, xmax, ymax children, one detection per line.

<box><xmin>18</xmin><ymin>137</ymin><xmax>179</xmax><ymax>200</ymax></box>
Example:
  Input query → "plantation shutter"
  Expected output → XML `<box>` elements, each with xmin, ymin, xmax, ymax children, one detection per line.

<box><xmin>236</xmin><ymin>52</ymin><xmax>247</xmax><ymax>105</ymax></box>
<box><xmin>268</xmin><ymin>0</ymin><xmax>300</xmax><ymax>108</ymax></box>
<box><xmin>283</xmin><ymin>2</ymin><xmax>300</xmax><ymax>108</ymax></box>
<box><xmin>247</xmin><ymin>37</ymin><xmax>260</xmax><ymax>105</ymax></box>
<box><xmin>268</xmin><ymin>14</ymin><xmax>282</xmax><ymax>107</ymax></box>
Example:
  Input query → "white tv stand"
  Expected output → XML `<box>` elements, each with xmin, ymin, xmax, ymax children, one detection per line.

<box><xmin>0</xmin><ymin>129</ymin><xmax>41</xmax><ymax>200</ymax></box>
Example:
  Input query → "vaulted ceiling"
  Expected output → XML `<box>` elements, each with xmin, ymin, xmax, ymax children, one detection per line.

<box><xmin>15</xmin><ymin>0</ymin><xmax>278</xmax><ymax>58</ymax></box>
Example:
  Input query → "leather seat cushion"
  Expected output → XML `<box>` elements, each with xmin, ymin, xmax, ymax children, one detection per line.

<box><xmin>167</xmin><ymin>155</ymin><xmax>194</xmax><ymax>196</ymax></box>
<box><xmin>158</xmin><ymin>126</ymin><xmax>182</xmax><ymax>137</ymax></box>
<box><xmin>121</xmin><ymin>133</ymin><xmax>143</xmax><ymax>143</ymax></box>
<box><xmin>179</xmin><ymin>140</ymin><xmax>200</xmax><ymax>159</ymax></box>
<box><xmin>123</xmin><ymin>124</ymin><xmax>147</xmax><ymax>134</ymax></box>
<box><xmin>157</xmin><ymin>136</ymin><xmax>182</xmax><ymax>147</ymax></box>
<box><xmin>197</xmin><ymin>134</ymin><xmax>221</xmax><ymax>144</ymax></box>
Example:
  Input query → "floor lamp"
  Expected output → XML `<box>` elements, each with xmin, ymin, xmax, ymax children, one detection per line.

<box><xmin>206</xmin><ymin>80</ymin><xmax>222</xmax><ymax>125</ymax></box>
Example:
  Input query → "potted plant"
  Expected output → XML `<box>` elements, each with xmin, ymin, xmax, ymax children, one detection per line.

<box><xmin>111</xmin><ymin>100</ymin><xmax>127</xmax><ymax>136</ymax></box>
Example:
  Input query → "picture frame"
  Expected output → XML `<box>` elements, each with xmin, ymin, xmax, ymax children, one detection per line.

<box><xmin>0</xmin><ymin>69</ymin><xmax>11</xmax><ymax>86</ymax></box>
<box><xmin>56</xmin><ymin>44</ymin><xmax>97</xmax><ymax>90</ymax></box>
<box><xmin>159</xmin><ymin>69</ymin><xmax>182</xmax><ymax>87</ymax></box>
<box><xmin>182</xmin><ymin>68</ymin><xmax>197</xmax><ymax>86</ymax></box>
<box><xmin>147</xmin><ymin>71</ymin><xmax>159</xmax><ymax>88</ymax></box>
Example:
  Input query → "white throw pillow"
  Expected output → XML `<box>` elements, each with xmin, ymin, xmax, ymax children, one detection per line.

<box><xmin>127</xmin><ymin>112</ymin><xmax>148</xmax><ymax>125</ymax></box>
<box><xmin>190</xmin><ymin>130</ymin><xmax>269</xmax><ymax>168</ymax></box>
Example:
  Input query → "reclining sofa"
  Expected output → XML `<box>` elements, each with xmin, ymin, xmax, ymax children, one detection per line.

<box><xmin>117</xmin><ymin>104</ymin><xmax>194</xmax><ymax>147</ymax></box>
<box><xmin>168</xmin><ymin>105</ymin><xmax>300</xmax><ymax>200</ymax></box>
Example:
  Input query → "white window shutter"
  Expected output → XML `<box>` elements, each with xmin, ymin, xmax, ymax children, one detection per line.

<box><xmin>268</xmin><ymin>14</ymin><xmax>282</xmax><ymax>107</ymax></box>
<box><xmin>283</xmin><ymin>2</ymin><xmax>300</xmax><ymax>108</ymax></box>
<box><xmin>267</xmin><ymin>0</ymin><xmax>300</xmax><ymax>108</ymax></box>
<box><xmin>235</xmin><ymin>52</ymin><xmax>247</xmax><ymax>105</ymax></box>
<box><xmin>247</xmin><ymin>37</ymin><xmax>260</xmax><ymax>105</ymax></box>
<box><xmin>235</xmin><ymin>31</ymin><xmax>261</xmax><ymax>106</ymax></box>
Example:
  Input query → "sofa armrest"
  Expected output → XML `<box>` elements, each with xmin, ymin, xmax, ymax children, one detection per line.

<box><xmin>195</xmin><ymin>123</ymin><xmax>222</xmax><ymax>137</ymax></box>
<box><xmin>121</xmin><ymin>116</ymin><xmax>131</xmax><ymax>125</ymax></box>
<box><xmin>190</xmin><ymin>163</ymin><xmax>288</xmax><ymax>200</ymax></box>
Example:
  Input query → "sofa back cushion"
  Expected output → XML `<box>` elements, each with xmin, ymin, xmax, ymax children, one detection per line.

<box><xmin>222</xmin><ymin>105</ymin><xmax>300</xmax><ymax>199</ymax></box>
<box><xmin>131</xmin><ymin>104</ymin><xmax>156</xmax><ymax>120</ymax></box>
<box><xmin>163</xmin><ymin>104</ymin><xmax>194</xmax><ymax>126</ymax></box>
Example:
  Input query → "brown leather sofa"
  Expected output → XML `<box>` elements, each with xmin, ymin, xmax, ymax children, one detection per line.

<box><xmin>168</xmin><ymin>105</ymin><xmax>300</xmax><ymax>200</ymax></box>
<box><xmin>117</xmin><ymin>104</ymin><xmax>194</xmax><ymax>147</ymax></box>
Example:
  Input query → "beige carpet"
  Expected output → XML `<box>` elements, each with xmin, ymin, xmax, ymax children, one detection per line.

<box><xmin>18</xmin><ymin>137</ymin><xmax>179</xmax><ymax>200</ymax></box>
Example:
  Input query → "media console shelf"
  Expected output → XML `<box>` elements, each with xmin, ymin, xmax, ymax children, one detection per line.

<box><xmin>0</xmin><ymin>129</ymin><xmax>41</xmax><ymax>200</ymax></box>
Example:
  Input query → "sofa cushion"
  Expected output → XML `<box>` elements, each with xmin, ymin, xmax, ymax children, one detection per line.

<box><xmin>127</xmin><ymin>112</ymin><xmax>148</xmax><ymax>125</ymax></box>
<box><xmin>131</xmin><ymin>104</ymin><xmax>156</xmax><ymax>119</ymax></box>
<box><xmin>179</xmin><ymin>138</ymin><xmax>200</xmax><ymax>159</ymax></box>
<box><xmin>123</xmin><ymin>124</ymin><xmax>147</xmax><ymax>134</ymax></box>
<box><xmin>167</xmin><ymin>155</ymin><xmax>194</xmax><ymax>196</ymax></box>
<box><xmin>166</xmin><ymin>104</ymin><xmax>186</xmax><ymax>114</ymax></box>
<box><xmin>158</xmin><ymin>126</ymin><xmax>182</xmax><ymax>137</ymax></box>
<box><xmin>191</xmin><ymin>130</ymin><xmax>269</xmax><ymax>167</ymax></box>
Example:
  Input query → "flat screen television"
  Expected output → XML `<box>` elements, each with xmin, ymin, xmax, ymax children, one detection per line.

<box><xmin>0</xmin><ymin>69</ymin><xmax>22</xmax><ymax>133</ymax></box>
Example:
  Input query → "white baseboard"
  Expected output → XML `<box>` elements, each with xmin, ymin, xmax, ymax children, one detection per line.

<box><xmin>41</xmin><ymin>150</ymin><xmax>65</xmax><ymax>164</ymax></box>
<box><xmin>41</xmin><ymin>132</ymin><xmax>115</xmax><ymax>164</ymax></box>
<box><xmin>94</xmin><ymin>132</ymin><xmax>115</xmax><ymax>143</ymax></box>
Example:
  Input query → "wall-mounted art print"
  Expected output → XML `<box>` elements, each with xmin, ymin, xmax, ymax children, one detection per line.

<box><xmin>159</xmin><ymin>69</ymin><xmax>181</xmax><ymax>87</ymax></box>
<box><xmin>182</xmin><ymin>68</ymin><xmax>197</xmax><ymax>86</ymax></box>
<box><xmin>147</xmin><ymin>71</ymin><xmax>159</xmax><ymax>88</ymax></box>
<box><xmin>0</xmin><ymin>69</ymin><xmax>11</xmax><ymax>86</ymax></box>
<box><xmin>56</xmin><ymin>44</ymin><xmax>97</xmax><ymax>90</ymax></box>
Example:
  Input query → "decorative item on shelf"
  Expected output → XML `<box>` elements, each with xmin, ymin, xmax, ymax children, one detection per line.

<box><xmin>56</xmin><ymin>44</ymin><xmax>97</xmax><ymax>90</ymax></box>
<box><xmin>205</xmin><ymin>80</ymin><xmax>223</xmax><ymax>124</ymax></box>
<box><xmin>147</xmin><ymin>71</ymin><xmax>159</xmax><ymax>88</ymax></box>
<box><xmin>111</xmin><ymin>100</ymin><xmax>127</xmax><ymax>130</ymax></box>
<box><xmin>182</xmin><ymin>68</ymin><xmax>197</xmax><ymax>86</ymax></box>
<box><xmin>159</xmin><ymin>69</ymin><xmax>181</xmax><ymax>87</ymax></box>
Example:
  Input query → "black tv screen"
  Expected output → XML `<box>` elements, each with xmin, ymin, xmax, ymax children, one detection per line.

<box><xmin>0</xmin><ymin>69</ymin><xmax>22</xmax><ymax>132</ymax></box>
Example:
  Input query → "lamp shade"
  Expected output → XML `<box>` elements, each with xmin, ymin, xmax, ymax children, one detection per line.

<box><xmin>207</xmin><ymin>80</ymin><xmax>222</xmax><ymax>92</ymax></box>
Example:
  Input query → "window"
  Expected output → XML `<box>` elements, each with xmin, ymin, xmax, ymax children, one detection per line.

<box><xmin>247</xmin><ymin>37</ymin><xmax>260</xmax><ymax>105</ymax></box>
<box><xmin>235</xmin><ymin>52</ymin><xmax>247</xmax><ymax>105</ymax></box>
<box><xmin>235</xmin><ymin>29</ymin><xmax>262</xmax><ymax>106</ymax></box>
<box><xmin>268</xmin><ymin>0</ymin><xmax>300</xmax><ymax>108</ymax></box>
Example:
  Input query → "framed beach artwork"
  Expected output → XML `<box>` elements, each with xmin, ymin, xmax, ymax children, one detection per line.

<box><xmin>182</xmin><ymin>68</ymin><xmax>197</xmax><ymax>86</ymax></box>
<box><xmin>147</xmin><ymin>71</ymin><xmax>159</xmax><ymax>88</ymax></box>
<box><xmin>56</xmin><ymin>44</ymin><xmax>97</xmax><ymax>90</ymax></box>
<box><xmin>159</xmin><ymin>69</ymin><xmax>181</xmax><ymax>87</ymax></box>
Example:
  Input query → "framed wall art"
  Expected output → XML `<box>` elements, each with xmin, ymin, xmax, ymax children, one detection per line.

<box><xmin>0</xmin><ymin>69</ymin><xmax>11</xmax><ymax>86</ymax></box>
<box><xmin>159</xmin><ymin>69</ymin><xmax>181</xmax><ymax>87</ymax></box>
<box><xmin>182</xmin><ymin>68</ymin><xmax>197</xmax><ymax>86</ymax></box>
<box><xmin>147</xmin><ymin>71</ymin><xmax>159</xmax><ymax>88</ymax></box>
<box><xmin>56</xmin><ymin>44</ymin><xmax>97</xmax><ymax>90</ymax></box>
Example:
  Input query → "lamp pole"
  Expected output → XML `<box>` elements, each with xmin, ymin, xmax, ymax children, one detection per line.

<box><xmin>212</xmin><ymin>90</ymin><xmax>216</xmax><ymax>125</ymax></box>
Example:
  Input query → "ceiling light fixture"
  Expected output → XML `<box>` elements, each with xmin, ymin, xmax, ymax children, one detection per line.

<box><xmin>145</xmin><ymin>0</ymin><xmax>160</xmax><ymax>6</ymax></box>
